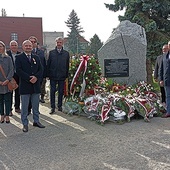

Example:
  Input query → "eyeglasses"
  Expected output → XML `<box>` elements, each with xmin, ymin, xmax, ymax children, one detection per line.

<box><xmin>31</xmin><ymin>41</ymin><xmax>36</xmax><ymax>43</ymax></box>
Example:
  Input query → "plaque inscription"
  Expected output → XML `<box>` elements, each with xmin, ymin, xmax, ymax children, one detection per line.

<box><xmin>104</xmin><ymin>59</ymin><xmax>129</xmax><ymax>77</ymax></box>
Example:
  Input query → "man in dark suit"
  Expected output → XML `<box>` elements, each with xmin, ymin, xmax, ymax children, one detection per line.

<box><xmin>27</xmin><ymin>36</ymin><xmax>47</xmax><ymax>115</ymax></box>
<box><xmin>160</xmin><ymin>41</ymin><xmax>170</xmax><ymax>118</ymax></box>
<box><xmin>15</xmin><ymin>40</ymin><xmax>45</xmax><ymax>132</ymax></box>
<box><xmin>29</xmin><ymin>36</ymin><xmax>47</xmax><ymax>103</ymax></box>
<box><xmin>47</xmin><ymin>37</ymin><xmax>70</xmax><ymax>114</ymax></box>
<box><xmin>154</xmin><ymin>44</ymin><xmax>169</xmax><ymax>106</ymax></box>
<box><xmin>7</xmin><ymin>40</ymin><xmax>21</xmax><ymax>115</ymax></box>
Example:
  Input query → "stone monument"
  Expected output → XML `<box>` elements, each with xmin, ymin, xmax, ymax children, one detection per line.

<box><xmin>98</xmin><ymin>20</ymin><xmax>147</xmax><ymax>85</ymax></box>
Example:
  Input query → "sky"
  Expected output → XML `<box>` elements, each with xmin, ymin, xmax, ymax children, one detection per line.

<box><xmin>1</xmin><ymin>0</ymin><xmax>124</xmax><ymax>43</ymax></box>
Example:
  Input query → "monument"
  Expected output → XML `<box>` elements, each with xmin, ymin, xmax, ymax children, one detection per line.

<box><xmin>98</xmin><ymin>20</ymin><xmax>147</xmax><ymax>85</ymax></box>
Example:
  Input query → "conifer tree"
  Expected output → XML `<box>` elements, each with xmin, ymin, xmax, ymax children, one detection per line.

<box><xmin>88</xmin><ymin>34</ymin><xmax>103</xmax><ymax>58</ymax></box>
<box><xmin>65</xmin><ymin>10</ymin><xmax>84</xmax><ymax>54</ymax></box>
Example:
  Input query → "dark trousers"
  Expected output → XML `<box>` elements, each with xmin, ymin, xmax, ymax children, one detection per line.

<box><xmin>160</xmin><ymin>86</ymin><xmax>166</xmax><ymax>103</ymax></box>
<box><xmin>40</xmin><ymin>78</ymin><xmax>46</xmax><ymax>98</ymax></box>
<box><xmin>10</xmin><ymin>87</ymin><xmax>20</xmax><ymax>110</ymax></box>
<box><xmin>50</xmin><ymin>80</ymin><xmax>65</xmax><ymax>109</ymax></box>
<box><xmin>28</xmin><ymin>99</ymin><xmax>32</xmax><ymax>112</ymax></box>
<box><xmin>0</xmin><ymin>92</ymin><xmax>11</xmax><ymax>116</ymax></box>
<box><xmin>14</xmin><ymin>87</ymin><xmax>20</xmax><ymax>109</ymax></box>
<box><xmin>10</xmin><ymin>74</ymin><xmax>20</xmax><ymax>110</ymax></box>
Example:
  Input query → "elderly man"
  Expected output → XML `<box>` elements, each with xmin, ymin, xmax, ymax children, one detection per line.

<box><xmin>29</xmin><ymin>36</ymin><xmax>47</xmax><ymax>103</ymax></box>
<box><xmin>15</xmin><ymin>40</ymin><xmax>45</xmax><ymax>132</ymax></box>
<box><xmin>47</xmin><ymin>37</ymin><xmax>70</xmax><ymax>114</ymax></box>
<box><xmin>7</xmin><ymin>40</ymin><xmax>21</xmax><ymax>115</ymax></box>
<box><xmin>154</xmin><ymin>44</ymin><xmax>169</xmax><ymax>107</ymax></box>
<box><xmin>160</xmin><ymin>41</ymin><xmax>170</xmax><ymax>118</ymax></box>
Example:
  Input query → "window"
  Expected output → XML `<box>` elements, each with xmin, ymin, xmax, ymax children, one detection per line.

<box><xmin>11</xmin><ymin>33</ymin><xmax>18</xmax><ymax>41</ymax></box>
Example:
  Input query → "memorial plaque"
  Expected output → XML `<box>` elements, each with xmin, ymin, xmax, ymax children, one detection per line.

<box><xmin>104</xmin><ymin>59</ymin><xmax>129</xmax><ymax>77</ymax></box>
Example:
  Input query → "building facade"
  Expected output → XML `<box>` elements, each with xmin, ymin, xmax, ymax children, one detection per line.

<box><xmin>0</xmin><ymin>16</ymin><xmax>43</xmax><ymax>50</ymax></box>
<box><xmin>0</xmin><ymin>16</ymin><xmax>89</xmax><ymax>55</ymax></box>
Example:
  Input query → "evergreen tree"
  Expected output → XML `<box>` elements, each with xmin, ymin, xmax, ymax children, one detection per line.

<box><xmin>89</xmin><ymin>34</ymin><xmax>103</xmax><ymax>58</ymax></box>
<box><xmin>65</xmin><ymin>10</ymin><xmax>84</xmax><ymax>54</ymax></box>
<box><xmin>105</xmin><ymin>0</ymin><xmax>170</xmax><ymax>83</ymax></box>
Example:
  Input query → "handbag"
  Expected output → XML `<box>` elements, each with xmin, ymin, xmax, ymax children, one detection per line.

<box><xmin>0</xmin><ymin>65</ymin><xmax>18</xmax><ymax>91</ymax></box>
<box><xmin>7</xmin><ymin>78</ymin><xmax>18</xmax><ymax>91</ymax></box>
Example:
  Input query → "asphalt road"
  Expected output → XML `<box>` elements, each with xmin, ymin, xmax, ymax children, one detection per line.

<box><xmin>0</xmin><ymin>101</ymin><xmax>170</xmax><ymax>170</ymax></box>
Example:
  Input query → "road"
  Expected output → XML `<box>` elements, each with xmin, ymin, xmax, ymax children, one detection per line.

<box><xmin>0</xmin><ymin>101</ymin><xmax>170</xmax><ymax>170</ymax></box>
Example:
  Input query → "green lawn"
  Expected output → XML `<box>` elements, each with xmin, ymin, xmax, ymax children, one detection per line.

<box><xmin>152</xmin><ymin>78</ymin><xmax>160</xmax><ymax>92</ymax></box>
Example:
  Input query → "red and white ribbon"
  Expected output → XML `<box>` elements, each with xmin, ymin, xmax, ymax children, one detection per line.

<box><xmin>70</xmin><ymin>55</ymin><xmax>89</xmax><ymax>97</ymax></box>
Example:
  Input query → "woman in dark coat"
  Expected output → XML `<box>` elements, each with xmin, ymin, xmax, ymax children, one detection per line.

<box><xmin>0</xmin><ymin>41</ymin><xmax>14</xmax><ymax>123</ymax></box>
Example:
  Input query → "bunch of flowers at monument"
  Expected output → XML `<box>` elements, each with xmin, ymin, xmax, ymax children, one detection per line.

<box><xmin>63</xmin><ymin>80</ymin><xmax>165</xmax><ymax>125</ymax></box>
<box><xmin>110</xmin><ymin>81</ymin><xmax>165</xmax><ymax>121</ymax></box>
<box><xmin>64</xmin><ymin>55</ymin><xmax>107</xmax><ymax>115</ymax></box>
<box><xmin>64</xmin><ymin>55</ymin><xmax>165</xmax><ymax>124</ymax></box>
<box><xmin>68</xmin><ymin>55</ymin><xmax>102</xmax><ymax>100</ymax></box>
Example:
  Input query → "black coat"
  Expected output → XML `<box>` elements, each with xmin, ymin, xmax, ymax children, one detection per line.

<box><xmin>160</xmin><ymin>51</ymin><xmax>170</xmax><ymax>86</ymax></box>
<box><xmin>7</xmin><ymin>50</ymin><xmax>21</xmax><ymax>83</ymax></box>
<box><xmin>154</xmin><ymin>54</ymin><xmax>163</xmax><ymax>81</ymax></box>
<box><xmin>47</xmin><ymin>47</ymin><xmax>70</xmax><ymax>81</ymax></box>
<box><xmin>15</xmin><ymin>52</ymin><xmax>43</xmax><ymax>94</ymax></box>
<box><xmin>32</xmin><ymin>48</ymin><xmax>47</xmax><ymax>79</ymax></box>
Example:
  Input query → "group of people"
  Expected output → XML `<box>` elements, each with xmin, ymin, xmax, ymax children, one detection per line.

<box><xmin>154</xmin><ymin>41</ymin><xmax>170</xmax><ymax>118</ymax></box>
<box><xmin>3</xmin><ymin>36</ymin><xmax>170</xmax><ymax>132</ymax></box>
<box><xmin>0</xmin><ymin>36</ymin><xmax>70</xmax><ymax>132</ymax></box>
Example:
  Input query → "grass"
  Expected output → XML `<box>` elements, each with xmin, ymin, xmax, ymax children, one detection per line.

<box><xmin>152</xmin><ymin>76</ymin><xmax>160</xmax><ymax>93</ymax></box>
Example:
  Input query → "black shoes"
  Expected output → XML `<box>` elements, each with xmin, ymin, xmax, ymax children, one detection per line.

<box><xmin>161</xmin><ymin>114</ymin><xmax>170</xmax><ymax>118</ymax></box>
<box><xmin>58</xmin><ymin>107</ymin><xmax>62</xmax><ymax>112</ymax></box>
<box><xmin>23</xmin><ymin>125</ymin><xmax>28</xmax><ymax>132</ymax></box>
<box><xmin>49</xmin><ymin>107</ymin><xmax>62</xmax><ymax>114</ymax></box>
<box><xmin>23</xmin><ymin>122</ymin><xmax>45</xmax><ymax>132</ymax></box>
<box><xmin>6</xmin><ymin>116</ymin><xmax>10</xmax><ymax>124</ymax></box>
<box><xmin>49</xmin><ymin>108</ymin><xmax>55</xmax><ymax>114</ymax></box>
<box><xmin>33</xmin><ymin>122</ymin><xmax>45</xmax><ymax>128</ymax></box>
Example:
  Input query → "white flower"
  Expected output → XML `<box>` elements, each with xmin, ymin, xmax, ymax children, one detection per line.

<box><xmin>114</xmin><ymin>110</ymin><xmax>126</xmax><ymax>117</ymax></box>
<box><xmin>133</xmin><ymin>93</ymin><xmax>138</xmax><ymax>97</ymax></box>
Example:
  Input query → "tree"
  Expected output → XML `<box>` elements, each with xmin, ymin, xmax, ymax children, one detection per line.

<box><xmin>88</xmin><ymin>34</ymin><xmax>103</xmax><ymax>58</ymax></box>
<box><xmin>105</xmin><ymin>0</ymin><xmax>170</xmax><ymax>84</ymax></box>
<box><xmin>1</xmin><ymin>8</ymin><xmax>7</xmax><ymax>16</ymax></box>
<box><xmin>65</xmin><ymin>10</ymin><xmax>84</xmax><ymax>54</ymax></box>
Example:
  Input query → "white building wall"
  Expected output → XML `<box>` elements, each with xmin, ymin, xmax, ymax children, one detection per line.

<box><xmin>43</xmin><ymin>32</ymin><xmax>64</xmax><ymax>54</ymax></box>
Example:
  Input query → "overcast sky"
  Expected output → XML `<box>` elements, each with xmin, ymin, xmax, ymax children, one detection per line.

<box><xmin>1</xmin><ymin>0</ymin><xmax>124</xmax><ymax>42</ymax></box>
